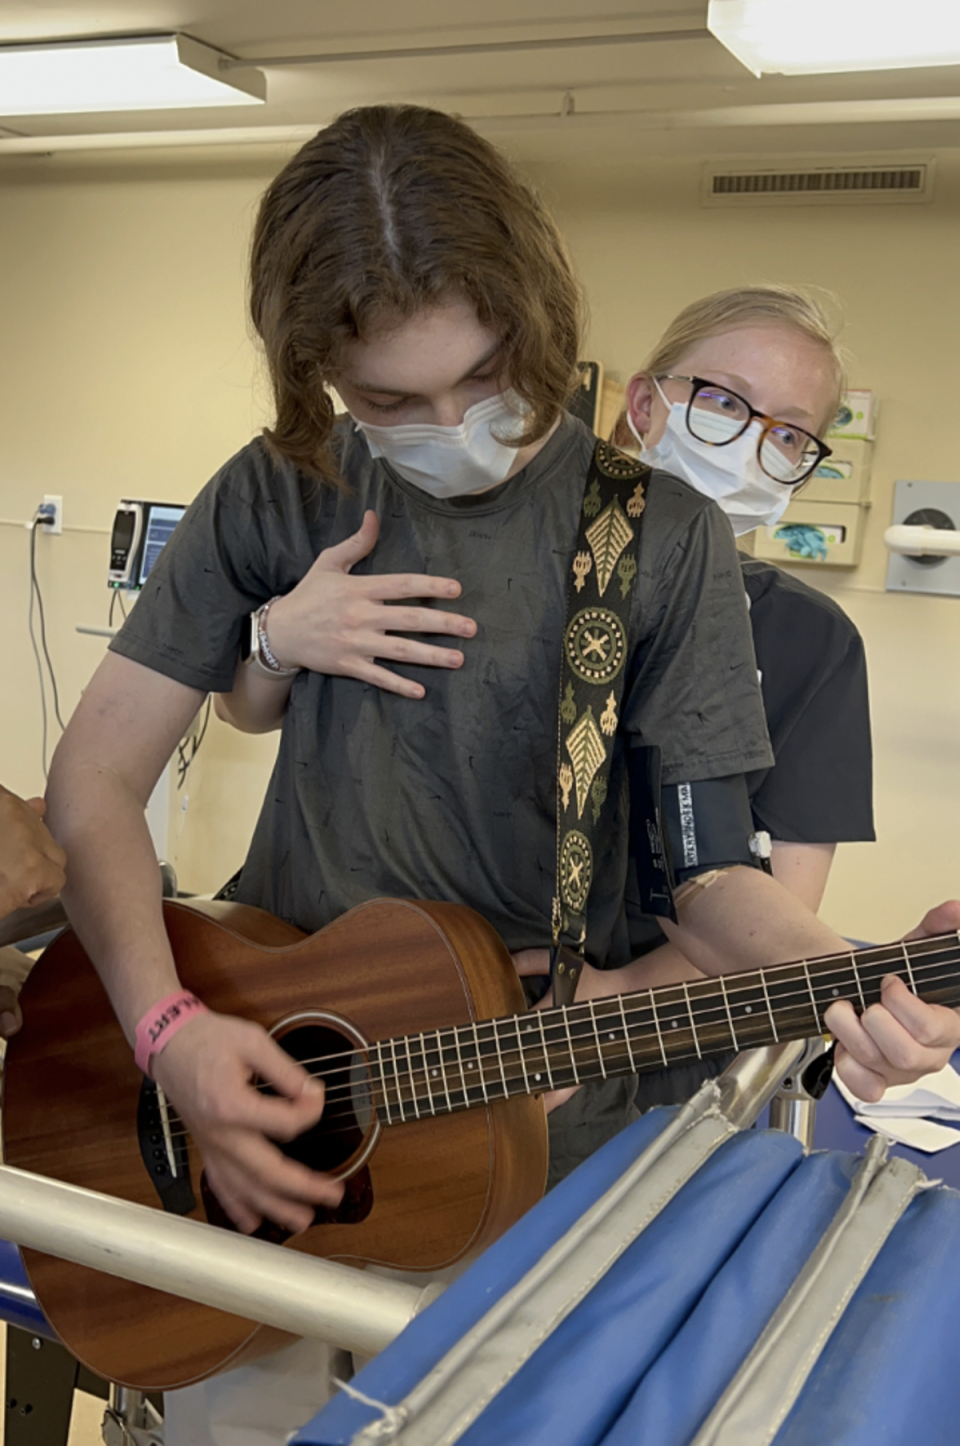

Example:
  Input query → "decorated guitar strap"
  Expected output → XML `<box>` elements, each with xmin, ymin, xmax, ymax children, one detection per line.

<box><xmin>551</xmin><ymin>440</ymin><xmax>650</xmax><ymax>1004</ymax></box>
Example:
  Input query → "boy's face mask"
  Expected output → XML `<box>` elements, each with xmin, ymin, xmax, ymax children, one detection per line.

<box><xmin>630</xmin><ymin>381</ymin><xmax>795</xmax><ymax>537</ymax></box>
<box><xmin>353</xmin><ymin>391</ymin><xmax>528</xmax><ymax>499</ymax></box>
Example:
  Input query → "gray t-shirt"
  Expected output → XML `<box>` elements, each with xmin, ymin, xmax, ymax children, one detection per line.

<box><xmin>111</xmin><ymin>414</ymin><xmax>771</xmax><ymax>965</ymax></box>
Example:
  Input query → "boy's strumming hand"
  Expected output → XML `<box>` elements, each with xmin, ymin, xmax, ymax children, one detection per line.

<box><xmin>266</xmin><ymin>511</ymin><xmax>477</xmax><ymax>698</ymax></box>
<box><xmin>151</xmin><ymin>1012</ymin><xmax>344</xmax><ymax>1235</ymax></box>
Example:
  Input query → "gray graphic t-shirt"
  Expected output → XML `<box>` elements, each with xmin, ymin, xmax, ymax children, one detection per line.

<box><xmin>111</xmin><ymin>414</ymin><xmax>771</xmax><ymax>965</ymax></box>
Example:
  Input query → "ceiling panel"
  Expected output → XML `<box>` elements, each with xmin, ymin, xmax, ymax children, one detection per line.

<box><xmin>2</xmin><ymin>1</ymin><xmax>960</xmax><ymax>164</ymax></box>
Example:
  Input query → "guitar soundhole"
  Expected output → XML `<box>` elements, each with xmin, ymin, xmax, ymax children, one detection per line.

<box><xmin>201</xmin><ymin>1015</ymin><xmax>378</xmax><ymax>1240</ymax></box>
<box><xmin>269</xmin><ymin>1019</ymin><xmax>376</xmax><ymax>1178</ymax></box>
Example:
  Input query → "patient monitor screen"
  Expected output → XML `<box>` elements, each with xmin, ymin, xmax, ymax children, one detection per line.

<box><xmin>139</xmin><ymin>505</ymin><xmax>186</xmax><ymax>586</ymax></box>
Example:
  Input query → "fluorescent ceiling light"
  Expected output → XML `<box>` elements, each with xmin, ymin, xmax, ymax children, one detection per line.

<box><xmin>0</xmin><ymin>34</ymin><xmax>265</xmax><ymax>115</ymax></box>
<box><xmin>708</xmin><ymin>0</ymin><xmax>960</xmax><ymax>76</ymax></box>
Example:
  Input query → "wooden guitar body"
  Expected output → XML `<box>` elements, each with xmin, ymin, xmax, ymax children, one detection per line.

<box><xmin>2</xmin><ymin>898</ymin><xmax>548</xmax><ymax>1390</ymax></box>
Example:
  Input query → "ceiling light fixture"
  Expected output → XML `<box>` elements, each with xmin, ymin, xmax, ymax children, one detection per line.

<box><xmin>0</xmin><ymin>34</ymin><xmax>265</xmax><ymax>115</ymax></box>
<box><xmin>707</xmin><ymin>0</ymin><xmax>960</xmax><ymax>76</ymax></box>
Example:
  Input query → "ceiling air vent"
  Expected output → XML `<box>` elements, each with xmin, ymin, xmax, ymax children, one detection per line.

<box><xmin>702</xmin><ymin>160</ymin><xmax>934</xmax><ymax>207</ymax></box>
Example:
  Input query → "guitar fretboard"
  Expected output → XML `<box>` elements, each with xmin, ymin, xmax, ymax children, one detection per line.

<box><xmin>369</xmin><ymin>933</ymin><xmax>960</xmax><ymax>1125</ymax></box>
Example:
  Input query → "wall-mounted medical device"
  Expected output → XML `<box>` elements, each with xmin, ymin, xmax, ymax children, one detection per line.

<box><xmin>885</xmin><ymin>480</ymin><xmax>960</xmax><ymax>597</ymax></box>
<box><xmin>108</xmin><ymin>499</ymin><xmax>186</xmax><ymax>590</ymax></box>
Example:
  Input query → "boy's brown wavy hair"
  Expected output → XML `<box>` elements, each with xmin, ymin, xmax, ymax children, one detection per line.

<box><xmin>250</xmin><ymin>104</ymin><xmax>584</xmax><ymax>482</ymax></box>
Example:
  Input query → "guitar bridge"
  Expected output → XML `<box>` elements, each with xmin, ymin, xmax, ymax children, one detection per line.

<box><xmin>137</xmin><ymin>1077</ymin><xmax>196</xmax><ymax>1215</ymax></box>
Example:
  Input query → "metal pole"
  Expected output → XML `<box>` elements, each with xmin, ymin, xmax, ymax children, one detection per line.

<box><xmin>716</xmin><ymin>1040</ymin><xmax>809</xmax><ymax>1132</ymax></box>
<box><xmin>768</xmin><ymin>1038</ymin><xmax>830</xmax><ymax>1150</ymax></box>
<box><xmin>0</xmin><ymin>1166</ymin><xmax>441</xmax><ymax>1358</ymax></box>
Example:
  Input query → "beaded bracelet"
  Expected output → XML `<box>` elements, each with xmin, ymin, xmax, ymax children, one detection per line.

<box><xmin>250</xmin><ymin>596</ymin><xmax>300</xmax><ymax>677</ymax></box>
<box><xmin>134</xmin><ymin>990</ymin><xmax>208</xmax><ymax>1077</ymax></box>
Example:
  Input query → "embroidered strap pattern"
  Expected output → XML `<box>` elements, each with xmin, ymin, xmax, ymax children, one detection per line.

<box><xmin>553</xmin><ymin>441</ymin><xmax>649</xmax><ymax>954</ymax></box>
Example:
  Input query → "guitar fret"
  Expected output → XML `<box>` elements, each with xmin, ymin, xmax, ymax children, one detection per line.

<box><xmin>519</xmin><ymin>1014</ymin><xmax>547</xmax><ymax>1090</ymax></box>
<box><xmin>901</xmin><ymin>941</ymin><xmax>918</xmax><ymax>995</ymax></box>
<box><xmin>492</xmin><ymin>1019</ymin><xmax>509</xmax><ymax>1099</ymax></box>
<box><xmin>404</xmin><ymin>1037</ymin><xmax>421</xmax><ymax>1121</ymax></box>
<box><xmin>537</xmin><ymin>1012</ymin><xmax>555</xmax><ymax>1090</ymax></box>
<box><xmin>718</xmin><ymin>976</ymin><xmax>739</xmax><ymax>1051</ymax></box>
<box><xmin>648</xmin><ymin>995</ymin><xmax>668</xmax><ymax>1067</ymax></box>
<box><xmin>435</xmin><ymin>1027</ymin><xmax>454</xmax><ymax>1112</ymax></box>
<box><xmin>371</xmin><ymin>1042</ymin><xmax>390</xmax><ymax>1125</ymax></box>
<box><xmin>472</xmin><ymin>1022</ymin><xmax>490</xmax><ymax>1103</ymax></box>
<box><xmin>561</xmin><ymin>1007</ymin><xmax>582</xmax><ymax>1084</ymax></box>
<box><xmin>801</xmin><ymin>959</ymin><xmax>822</xmax><ymax>1031</ymax></box>
<box><xmin>389</xmin><ymin>1036</ymin><xmax>406</xmax><ymax>1123</ymax></box>
<box><xmin>758</xmin><ymin>971</ymin><xmax>778</xmax><ymax>1043</ymax></box>
<box><xmin>450</xmin><ymin>1022</ymin><xmax>469</xmax><ymax>1109</ymax></box>
<box><xmin>588</xmin><ymin>1003</ymin><xmax>608</xmax><ymax>1079</ymax></box>
<box><xmin>682</xmin><ymin>981</ymin><xmax>702</xmax><ymax>1059</ymax></box>
<box><xmin>453</xmin><ymin>1023</ymin><xmax>473</xmax><ymax>1105</ymax></box>
<box><xmin>515</xmin><ymin>1016</ymin><xmax>531</xmax><ymax>1094</ymax></box>
<box><xmin>420</xmin><ymin>1031</ymin><xmax>437</xmax><ymax>1117</ymax></box>
<box><xmin>617</xmin><ymin>996</ymin><xmax>638</xmax><ymax>1071</ymax></box>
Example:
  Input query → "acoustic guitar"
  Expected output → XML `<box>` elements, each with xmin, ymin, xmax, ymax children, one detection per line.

<box><xmin>3</xmin><ymin>897</ymin><xmax>958</xmax><ymax>1390</ymax></box>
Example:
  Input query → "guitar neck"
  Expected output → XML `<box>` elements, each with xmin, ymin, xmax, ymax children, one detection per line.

<box><xmin>372</xmin><ymin>931</ymin><xmax>960</xmax><ymax>1126</ymax></box>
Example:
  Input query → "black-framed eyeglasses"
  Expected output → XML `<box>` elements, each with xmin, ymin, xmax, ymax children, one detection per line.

<box><xmin>657</xmin><ymin>374</ymin><xmax>832</xmax><ymax>486</ymax></box>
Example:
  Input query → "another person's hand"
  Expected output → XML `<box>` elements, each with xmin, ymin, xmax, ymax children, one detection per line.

<box><xmin>151</xmin><ymin>1012</ymin><xmax>345</xmax><ymax>1233</ymax></box>
<box><xmin>264</xmin><ymin>511</ymin><xmax>477</xmax><ymax>699</ymax></box>
<box><xmin>0</xmin><ymin>787</ymin><xmax>67</xmax><ymax>920</ymax></box>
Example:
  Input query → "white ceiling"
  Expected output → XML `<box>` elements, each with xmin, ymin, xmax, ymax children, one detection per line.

<box><xmin>3</xmin><ymin>1</ymin><xmax>960</xmax><ymax>165</ymax></box>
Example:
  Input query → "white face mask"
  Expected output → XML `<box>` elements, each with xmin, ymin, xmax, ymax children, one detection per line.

<box><xmin>631</xmin><ymin>384</ymin><xmax>794</xmax><ymax>537</ymax></box>
<box><xmin>353</xmin><ymin>390</ymin><xmax>528</xmax><ymax>499</ymax></box>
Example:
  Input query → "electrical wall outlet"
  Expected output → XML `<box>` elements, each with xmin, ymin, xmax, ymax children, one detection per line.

<box><xmin>38</xmin><ymin>494</ymin><xmax>63</xmax><ymax>534</ymax></box>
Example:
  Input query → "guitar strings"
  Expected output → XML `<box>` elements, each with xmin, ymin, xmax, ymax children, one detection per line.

<box><xmin>147</xmin><ymin>935</ymin><xmax>960</xmax><ymax>1150</ymax></box>
<box><xmin>152</xmin><ymin>944</ymin><xmax>960</xmax><ymax>1149</ymax></box>
<box><xmin>154</xmin><ymin>940</ymin><xmax>960</xmax><ymax>1141</ymax></box>
<box><xmin>235</xmin><ymin>939</ymin><xmax>960</xmax><ymax>1083</ymax></box>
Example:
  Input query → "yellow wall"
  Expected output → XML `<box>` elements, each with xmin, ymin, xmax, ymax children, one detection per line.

<box><xmin>1</xmin><ymin>144</ymin><xmax>957</xmax><ymax>937</ymax></box>
<box><xmin>533</xmin><ymin>151</ymin><xmax>960</xmax><ymax>941</ymax></box>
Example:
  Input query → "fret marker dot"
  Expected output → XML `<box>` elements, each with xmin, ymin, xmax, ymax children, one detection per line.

<box><xmin>832</xmin><ymin>988</ymin><xmax>839</xmax><ymax>996</ymax></box>
<box><xmin>468</xmin><ymin>1062</ymin><xmax>475</xmax><ymax>1070</ymax></box>
<box><xmin>534</xmin><ymin>1073</ymin><xmax>542</xmax><ymax>1083</ymax></box>
<box><xmin>431</xmin><ymin>1069</ymin><xmax>439</xmax><ymax>1078</ymax></box>
<box><xmin>671</xmin><ymin>1020</ymin><xmax>678</xmax><ymax>1028</ymax></box>
<box><xmin>745</xmin><ymin>1005</ymin><xmax>752</xmax><ymax>1014</ymax></box>
<box><xmin>608</xmin><ymin>1033</ymin><xmax>616</xmax><ymax>1041</ymax></box>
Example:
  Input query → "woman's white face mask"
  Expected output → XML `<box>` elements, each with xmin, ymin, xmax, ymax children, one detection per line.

<box><xmin>630</xmin><ymin>382</ymin><xmax>794</xmax><ymax>537</ymax></box>
<box><xmin>353</xmin><ymin>390</ymin><xmax>528</xmax><ymax>499</ymax></box>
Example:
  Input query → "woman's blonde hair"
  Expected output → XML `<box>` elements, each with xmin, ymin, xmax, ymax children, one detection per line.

<box><xmin>641</xmin><ymin>284</ymin><xmax>846</xmax><ymax>435</ymax></box>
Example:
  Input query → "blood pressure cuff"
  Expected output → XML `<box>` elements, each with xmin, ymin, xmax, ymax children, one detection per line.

<box><xmin>628</xmin><ymin>746</ymin><xmax>757</xmax><ymax>923</ymax></box>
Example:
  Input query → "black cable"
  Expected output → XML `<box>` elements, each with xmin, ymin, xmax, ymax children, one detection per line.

<box><xmin>108</xmin><ymin>587</ymin><xmax>129</xmax><ymax>629</ymax></box>
<box><xmin>28</xmin><ymin>517</ymin><xmax>68</xmax><ymax>777</ymax></box>
<box><xmin>176</xmin><ymin>697</ymin><xmax>212</xmax><ymax>790</ymax></box>
<box><xmin>27</xmin><ymin>521</ymin><xmax>50</xmax><ymax>779</ymax></box>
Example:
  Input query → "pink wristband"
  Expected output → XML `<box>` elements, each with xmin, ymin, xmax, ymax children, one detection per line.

<box><xmin>134</xmin><ymin>990</ymin><xmax>208</xmax><ymax>1076</ymax></box>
